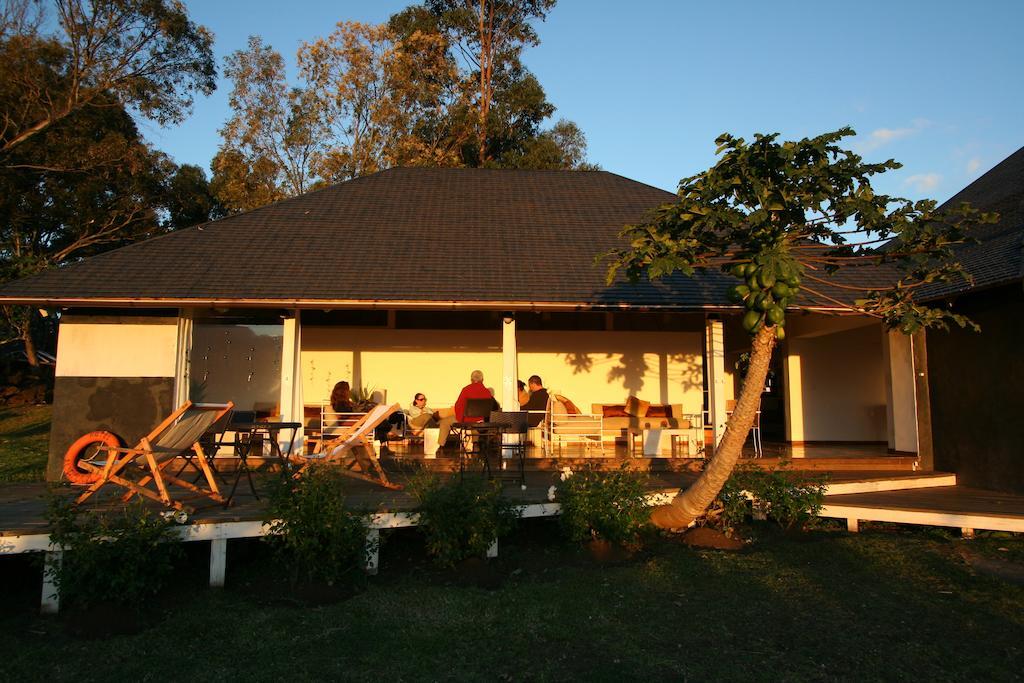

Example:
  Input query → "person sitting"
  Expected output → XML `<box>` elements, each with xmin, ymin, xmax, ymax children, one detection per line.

<box><xmin>517</xmin><ymin>380</ymin><xmax>530</xmax><ymax>407</ymax></box>
<box><xmin>330</xmin><ymin>380</ymin><xmax>355</xmax><ymax>413</ymax></box>
<box><xmin>332</xmin><ymin>380</ymin><xmax>403</xmax><ymax>456</ymax></box>
<box><xmin>521</xmin><ymin>374</ymin><xmax>549</xmax><ymax>427</ymax></box>
<box><xmin>405</xmin><ymin>393</ymin><xmax>438</xmax><ymax>434</ymax></box>
<box><xmin>436</xmin><ymin>369</ymin><xmax>499</xmax><ymax>454</ymax></box>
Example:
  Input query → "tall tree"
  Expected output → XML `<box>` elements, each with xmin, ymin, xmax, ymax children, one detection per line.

<box><xmin>0</xmin><ymin>97</ymin><xmax>174</xmax><ymax>364</ymax></box>
<box><xmin>165</xmin><ymin>164</ymin><xmax>223</xmax><ymax>229</ymax></box>
<box><xmin>604</xmin><ymin>128</ymin><xmax>995</xmax><ymax>529</ymax></box>
<box><xmin>214</xmin><ymin>3</ymin><xmax>592</xmax><ymax>209</ymax></box>
<box><xmin>213</xmin><ymin>36</ymin><xmax>321</xmax><ymax>212</ymax></box>
<box><xmin>0</xmin><ymin>0</ymin><xmax>215</xmax><ymax>160</ymax></box>
<box><xmin>299</xmin><ymin>21</ymin><xmax>468</xmax><ymax>182</ymax></box>
<box><xmin>423</xmin><ymin>0</ymin><xmax>555</xmax><ymax>164</ymax></box>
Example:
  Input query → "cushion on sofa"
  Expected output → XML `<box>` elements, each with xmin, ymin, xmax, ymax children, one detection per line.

<box><xmin>601</xmin><ymin>404</ymin><xmax>630</xmax><ymax>418</ymax></box>
<box><xmin>625</xmin><ymin>396</ymin><xmax>650</xmax><ymax>417</ymax></box>
<box><xmin>646</xmin><ymin>405</ymin><xmax>673</xmax><ymax>418</ymax></box>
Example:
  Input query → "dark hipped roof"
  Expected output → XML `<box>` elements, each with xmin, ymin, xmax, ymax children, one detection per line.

<box><xmin>0</xmin><ymin>166</ymin><xmax>901</xmax><ymax>312</ymax></box>
<box><xmin>0</xmin><ymin>168</ymin><xmax>741</xmax><ymax>310</ymax></box>
<box><xmin>922</xmin><ymin>145</ymin><xmax>1024</xmax><ymax>300</ymax></box>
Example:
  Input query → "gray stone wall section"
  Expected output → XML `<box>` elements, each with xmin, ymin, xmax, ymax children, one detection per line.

<box><xmin>47</xmin><ymin>377</ymin><xmax>174</xmax><ymax>481</ymax></box>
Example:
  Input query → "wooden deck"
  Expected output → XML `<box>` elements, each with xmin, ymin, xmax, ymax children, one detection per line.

<box><xmin>822</xmin><ymin>485</ymin><xmax>1024</xmax><ymax>534</ymax></box>
<box><xmin>3</xmin><ymin>458</ymin><xmax>1021</xmax><ymax>614</ymax></box>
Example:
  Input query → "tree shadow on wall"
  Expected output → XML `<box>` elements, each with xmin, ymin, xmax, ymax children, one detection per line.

<box><xmin>562</xmin><ymin>350</ymin><xmax>704</xmax><ymax>401</ymax></box>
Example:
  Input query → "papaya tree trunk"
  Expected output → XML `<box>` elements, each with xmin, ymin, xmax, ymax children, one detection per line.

<box><xmin>650</xmin><ymin>324</ymin><xmax>777</xmax><ymax>530</ymax></box>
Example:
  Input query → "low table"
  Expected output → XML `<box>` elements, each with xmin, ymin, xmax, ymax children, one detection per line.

<box><xmin>629</xmin><ymin>425</ymin><xmax>703</xmax><ymax>457</ymax></box>
<box><xmin>223</xmin><ymin>421</ymin><xmax>301</xmax><ymax>504</ymax></box>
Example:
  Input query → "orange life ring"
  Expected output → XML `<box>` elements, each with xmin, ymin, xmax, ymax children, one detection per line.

<box><xmin>62</xmin><ymin>431</ymin><xmax>121</xmax><ymax>485</ymax></box>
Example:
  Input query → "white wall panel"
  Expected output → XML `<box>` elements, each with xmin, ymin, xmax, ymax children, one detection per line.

<box><xmin>56</xmin><ymin>320</ymin><xmax>177</xmax><ymax>378</ymax></box>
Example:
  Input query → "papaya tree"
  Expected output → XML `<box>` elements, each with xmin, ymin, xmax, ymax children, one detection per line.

<box><xmin>604</xmin><ymin>127</ymin><xmax>995</xmax><ymax>530</ymax></box>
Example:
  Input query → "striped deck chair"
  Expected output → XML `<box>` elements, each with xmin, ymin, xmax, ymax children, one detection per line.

<box><xmin>75</xmin><ymin>401</ymin><xmax>234</xmax><ymax>512</ymax></box>
<box><xmin>296</xmin><ymin>403</ymin><xmax>402</xmax><ymax>490</ymax></box>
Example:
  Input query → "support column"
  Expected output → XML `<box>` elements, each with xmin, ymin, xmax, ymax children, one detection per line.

<box><xmin>783</xmin><ymin>344</ymin><xmax>804</xmax><ymax>443</ymax></box>
<box><xmin>501</xmin><ymin>315</ymin><xmax>518</xmax><ymax>411</ymax></box>
<box><xmin>882</xmin><ymin>329</ymin><xmax>919</xmax><ymax>454</ymax></box>
<box><xmin>173</xmin><ymin>311</ymin><xmax>193</xmax><ymax>407</ymax></box>
<box><xmin>279</xmin><ymin>311</ymin><xmax>304</xmax><ymax>454</ymax></box>
<box><xmin>912</xmin><ymin>330</ymin><xmax>934</xmax><ymax>471</ymax></box>
<box><xmin>705</xmin><ymin>317</ymin><xmax>728</xmax><ymax>447</ymax></box>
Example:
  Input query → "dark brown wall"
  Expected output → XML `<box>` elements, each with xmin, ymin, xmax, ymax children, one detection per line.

<box><xmin>47</xmin><ymin>377</ymin><xmax>174</xmax><ymax>481</ymax></box>
<box><xmin>927</xmin><ymin>285</ymin><xmax>1024</xmax><ymax>493</ymax></box>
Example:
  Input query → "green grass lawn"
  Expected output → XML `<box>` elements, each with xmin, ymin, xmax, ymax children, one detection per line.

<box><xmin>0</xmin><ymin>404</ymin><xmax>51</xmax><ymax>482</ymax></box>
<box><xmin>0</xmin><ymin>520</ymin><xmax>1022</xmax><ymax>681</ymax></box>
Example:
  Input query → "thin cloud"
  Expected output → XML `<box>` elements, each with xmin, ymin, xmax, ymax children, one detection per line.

<box><xmin>966</xmin><ymin>157</ymin><xmax>982</xmax><ymax>174</ymax></box>
<box><xmin>903</xmin><ymin>173</ymin><xmax>941</xmax><ymax>193</ymax></box>
<box><xmin>856</xmin><ymin>119</ymin><xmax>931</xmax><ymax>153</ymax></box>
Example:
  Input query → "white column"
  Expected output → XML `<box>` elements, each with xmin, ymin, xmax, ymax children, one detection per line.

<box><xmin>279</xmin><ymin>311</ymin><xmax>304</xmax><ymax>454</ymax></box>
<box><xmin>173</xmin><ymin>312</ymin><xmax>193</xmax><ymax>407</ymax></box>
<box><xmin>209</xmin><ymin>538</ymin><xmax>227</xmax><ymax>588</ymax></box>
<box><xmin>883</xmin><ymin>329</ymin><xmax>918</xmax><ymax>453</ymax></box>
<box><xmin>705</xmin><ymin>317</ymin><xmax>728</xmax><ymax>447</ymax></box>
<box><xmin>784</xmin><ymin>343</ymin><xmax>805</xmax><ymax>443</ymax></box>
<box><xmin>501</xmin><ymin>315</ymin><xmax>518</xmax><ymax>411</ymax></box>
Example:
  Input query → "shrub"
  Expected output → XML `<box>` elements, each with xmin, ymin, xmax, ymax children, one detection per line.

<box><xmin>46</xmin><ymin>494</ymin><xmax>183</xmax><ymax>609</ymax></box>
<box><xmin>409</xmin><ymin>474</ymin><xmax>520</xmax><ymax>567</ymax></box>
<box><xmin>556</xmin><ymin>466</ymin><xmax>650</xmax><ymax>547</ymax></box>
<box><xmin>711</xmin><ymin>462</ymin><xmax>827</xmax><ymax>532</ymax></box>
<box><xmin>265</xmin><ymin>465</ymin><xmax>372</xmax><ymax>585</ymax></box>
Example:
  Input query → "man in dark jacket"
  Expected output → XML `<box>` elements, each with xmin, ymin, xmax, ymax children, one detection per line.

<box><xmin>522</xmin><ymin>375</ymin><xmax>549</xmax><ymax>427</ymax></box>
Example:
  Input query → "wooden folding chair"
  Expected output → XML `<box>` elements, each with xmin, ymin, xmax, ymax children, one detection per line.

<box><xmin>75</xmin><ymin>401</ymin><xmax>234</xmax><ymax>512</ymax></box>
<box><xmin>295</xmin><ymin>403</ymin><xmax>402</xmax><ymax>490</ymax></box>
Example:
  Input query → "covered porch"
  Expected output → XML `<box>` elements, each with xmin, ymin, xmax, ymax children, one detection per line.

<box><xmin>44</xmin><ymin>302</ymin><xmax>929</xmax><ymax>478</ymax></box>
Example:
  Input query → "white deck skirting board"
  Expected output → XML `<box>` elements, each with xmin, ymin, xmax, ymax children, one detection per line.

<box><xmin>2</xmin><ymin>491</ymin><xmax>678</xmax><ymax>612</ymax></box>
<box><xmin>821</xmin><ymin>503</ymin><xmax>1024</xmax><ymax>534</ymax></box>
<box><xmin>823</xmin><ymin>473</ymin><xmax>957</xmax><ymax>496</ymax></box>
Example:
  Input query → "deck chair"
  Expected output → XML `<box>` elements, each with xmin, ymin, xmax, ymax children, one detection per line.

<box><xmin>75</xmin><ymin>401</ymin><xmax>234</xmax><ymax>512</ymax></box>
<box><xmin>295</xmin><ymin>403</ymin><xmax>402</xmax><ymax>490</ymax></box>
<box><xmin>542</xmin><ymin>395</ymin><xmax>604</xmax><ymax>457</ymax></box>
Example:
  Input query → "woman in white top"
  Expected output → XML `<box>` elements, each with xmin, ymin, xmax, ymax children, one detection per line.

<box><xmin>405</xmin><ymin>393</ymin><xmax>438</xmax><ymax>432</ymax></box>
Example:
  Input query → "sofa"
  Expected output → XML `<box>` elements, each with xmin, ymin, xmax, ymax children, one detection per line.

<box><xmin>592</xmin><ymin>400</ymin><xmax>693</xmax><ymax>442</ymax></box>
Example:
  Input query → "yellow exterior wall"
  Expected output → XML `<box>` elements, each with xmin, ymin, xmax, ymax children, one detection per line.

<box><xmin>301</xmin><ymin>327</ymin><xmax>703</xmax><ymax>414</ymax></box>
<box><xmin>56</xmin><ymin>319</ymin><xmax>178</xmax><ymax>378</ymax></box>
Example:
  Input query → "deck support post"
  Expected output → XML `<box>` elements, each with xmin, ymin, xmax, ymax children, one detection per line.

<box><xmin>846</xmin><ymin>518</ymin><xmax>859</xmax><ymax>533</ymax></box>
<box><xmin>209</xmin><ymin>538</ymin><xmax>227</xmax><ymax>587</ymax></box>
<box><xmin>41</xmin><ymin>550</ymin><xmax>62</xmax><ymax>614</ymax></box>
<box><xmin>487</xmin><ymin>539</ymin><xmax>498</xmax><ymax>558</ymax></box>
<box><xmin>366</xmin><ymin>529</ymin><xmax>380</xmax><ymax>575</ymax></box>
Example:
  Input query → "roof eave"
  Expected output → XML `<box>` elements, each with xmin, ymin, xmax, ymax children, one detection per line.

<box><xmin>0</xmin><ymin>294</ymin><xmax>858</xmax><ymax>315</ymax></box>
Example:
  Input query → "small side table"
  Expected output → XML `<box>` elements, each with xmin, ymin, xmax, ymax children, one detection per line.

<box><xmin>224</xmin><ymin>421</ymin><xmax>301</xmax><ymax>505</ymax></box>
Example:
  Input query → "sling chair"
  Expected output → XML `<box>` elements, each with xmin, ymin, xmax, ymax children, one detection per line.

<box><xmin>296</xmin><ymin>403</ymin><xmax>402</xmax><ymax>490</ymax></box>
<box><xmin>74</xmin><ymin>401</ymin><xmax>234</xmax><ymax>512</ymax></box>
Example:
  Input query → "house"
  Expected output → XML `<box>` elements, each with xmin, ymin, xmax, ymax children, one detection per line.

<box><xmin>920</xmin><ymin>146</ymin><xmax>1024</xmax><ymax>494</ymax></box>
<box><xmin>0</xmin><ymin>168</ymin><xmax>925</xmax><ymax>478</ymax></box>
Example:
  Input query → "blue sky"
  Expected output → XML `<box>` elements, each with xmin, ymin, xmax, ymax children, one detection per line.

<box><xmin>149</xmin><ymin>0</ymin><xmax>1024</xmax><ymax>203</ymax></box>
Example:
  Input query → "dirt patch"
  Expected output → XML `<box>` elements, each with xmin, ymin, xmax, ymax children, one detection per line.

<box><xmin>585</xmin><ymin>538</ymin><xmax>636</xmax><ymax>565</ymax></box>
<box><xmin>680</xmin><ymin>526</ymin><xmax>746</xmax><ymax>550</ymax></box>
<box><xmin>958</xmin><ymin>547</ymin><xmax>1024</xmax><ymax>586</ymax></box>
